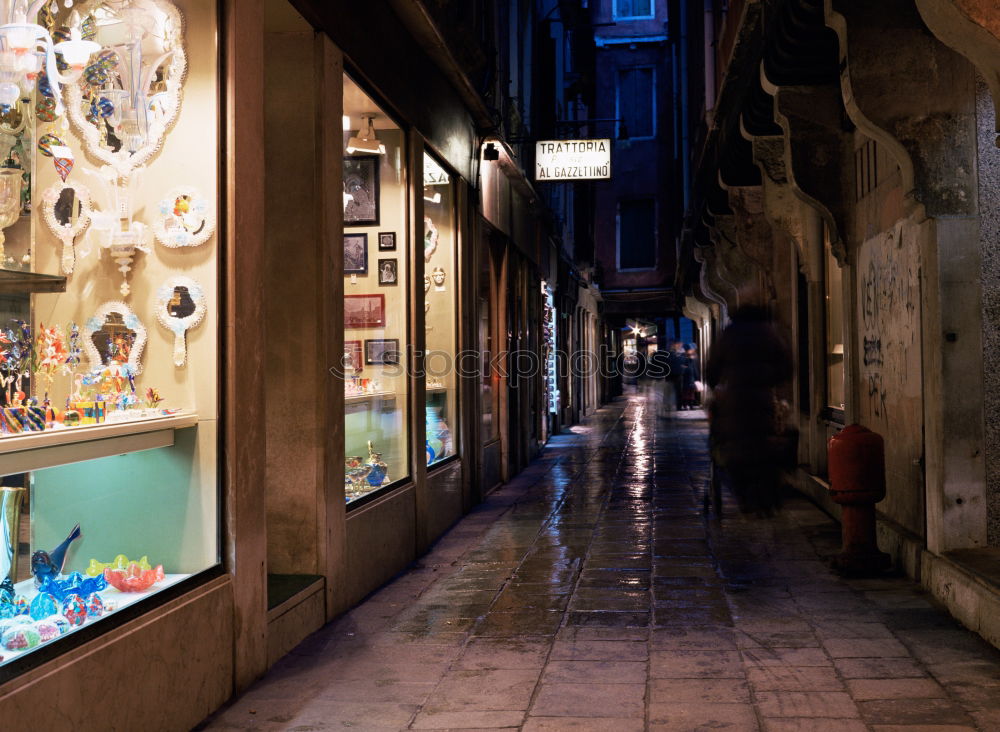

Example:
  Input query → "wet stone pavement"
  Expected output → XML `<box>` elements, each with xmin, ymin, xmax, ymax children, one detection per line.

<box><xmin>202</xmin><ymin>390</ymin><xmax>1000</xmax><ymax>731</ymax></box>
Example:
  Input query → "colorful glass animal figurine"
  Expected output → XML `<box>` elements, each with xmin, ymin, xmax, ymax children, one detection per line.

<box><xmin>31</xmin><ymin>523</ymin><xmax>81</xmax><ymax>587</ymax></box>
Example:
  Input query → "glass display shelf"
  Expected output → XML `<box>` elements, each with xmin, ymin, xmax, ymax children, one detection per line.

<box><xmin>345</xmin><ymin>391</ymin><xmax>397</xmax><ymax>404</ymax></box>
<box><xmin>0</xmin><ymin>573</ymin><xmax>190</xmax><ymax>666</ymax></box>
<box><xmin>0</xmin><ymin>411</ymin><xmax>198</xmax><ymax>473</ymax></box>
<box><xmin>0</xmin><ymin>268</ymin><xmax>67</xmax><ymax>295</ymax></box>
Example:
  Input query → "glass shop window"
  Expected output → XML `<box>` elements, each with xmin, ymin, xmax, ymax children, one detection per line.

<box><xmin>617</xmin><ymin>67</ymin><xmax>655</xmax><ymax>139</ymax></box>
<box><xmin>342</xmin><ymin>75</ymin><xmax>409</xmax><ymax>503</ymax></box>
<box><xmin>614</xmin><ymin>0</ymin><xmax>654</xmax><ymax>20</ymax></box>
<box><xmin>423</xmin><ymin>151</ymin><xmax>457</xmax><ymax>466</ymax></box>
<box><xmin>824</xmin><ymin>224</ymin><xmax>845</xmax><ymax>411</ymax></box>
<box><xmin>1</xmin><ymin>0</ymin><xmax>219</xmax><ymax>669</ymax></box>
<box><xmin>618</xmin><ymin>199</ymin><xmax>656</xmax><ymax>270</ymax></box>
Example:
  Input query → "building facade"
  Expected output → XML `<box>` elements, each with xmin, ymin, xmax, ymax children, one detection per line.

<box><xmin>0</xmin><ymin>0</ymin><xmax>599</xmax><ymax>727</ymax></box>
<box><xmin>678</xmin><ymin>0</ymin><xmax>1000</xmax><ymax>650</ymax></box>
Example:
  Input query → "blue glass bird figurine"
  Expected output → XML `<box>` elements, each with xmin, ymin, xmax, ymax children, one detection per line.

<box><xmin>31</xmin><ymin>524</ymin><xmax>82</xmax><ymax>588</ymax></box>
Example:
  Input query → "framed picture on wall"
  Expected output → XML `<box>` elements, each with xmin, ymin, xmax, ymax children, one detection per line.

<box><xmin>344</xmin><ymin>340</ymin><xmax>363</xmax><ymax>372</ymax></box>
<box><xmin>365</xmin><ymin>338</ymin><xmax>400</xmax><ymax>365</ymax></box>
<box><xmin>344</xmin><ymin>155</ymin><xmax>380</xmax><ymax>225</ymax></box>
<box><xmin>344</xmin><ymin>233</ymin><xmax>368</xmax><ymax>275</ymax></box>
<box><xmin>378</xmin><ymin>232</ymin><xmax>396</xmax><ymax>251</ymax></box>
<box><xmin>344</xmin><ymin>294</ymin><xmax>385</xmax><ymax>328</ymax></box>
<box><xmin>377</xmin><ymin>258</ymin><xmax>397</xmax><ymax>286</ymax></box>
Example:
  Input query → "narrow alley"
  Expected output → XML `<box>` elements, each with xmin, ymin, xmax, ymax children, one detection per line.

<box><xmin>202</xmin><ymin>390</ymin><xmax>1000</xmax><ymax>731</ymax></box>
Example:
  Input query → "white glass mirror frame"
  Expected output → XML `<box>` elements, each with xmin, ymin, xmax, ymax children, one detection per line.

<box><xmin>83</xmin><ymin>300</ymin><xmax>148</xmax><ymax>375</ymax></box>
<box><xmin>153</xmin><ymin>185</ymin><xmax>215</xmax><ymax>248</ymax></box>
<box><xmin>41</xmin><ymin>180</ymin><xmax>94</xmax><ymax>274</ymax></box>
<box><xmin>64</xmin><ymin>0</ymin><xmax>188</xmax><ymax>179</ymax></box>
<box><xmin>154</xmin><ymin>275</ymin><xmax>206</xmax><ymax>366</ymax></box>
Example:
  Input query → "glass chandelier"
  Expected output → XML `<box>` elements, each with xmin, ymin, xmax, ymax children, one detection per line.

<box><xmin>0</xmin><ymin>0</ymin><xmax>98</xmax><ymax>112</ymax></box>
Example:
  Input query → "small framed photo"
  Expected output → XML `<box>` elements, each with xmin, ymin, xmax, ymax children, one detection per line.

<box><xmin>344</xmin><ymin>294</ymin><xmax>385</xmax><ymax>328</ymax></box>
<box><xmin>343</xmin><ymin>155</ymin><xmax>380</xmax><ymax>225</ymax></box>
<box><xmin>344</xmin><ymin>340</ymin><xmax>363</xmax><ymax>372</ymax></box>
<box><xmin>378</xmin><ymin>232</ymin><xmax>396</xmax><ymax>251</ymax></box>
<box><xmin>365</xmin><ymin>338</ymin><xmax>400</xmax><ymax>365</ymax></box>
<box><xmin>344</xmin><ymin>233</ymin><xmax>368</xmax><ymax>275</ymax></box>
<box><xmin>377</xmin><ymin>258</ymin><xmax>398</xmax><ymax>286</ymax></box>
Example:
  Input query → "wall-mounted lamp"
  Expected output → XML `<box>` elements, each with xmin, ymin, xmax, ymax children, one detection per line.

<box><xmin>483</xmin><ymin>142</ymin><xmax>499</xmax><ymax>161</ymax></box>
<box><xmin>346</xmin><ymin>114</ymin><xmax>385</xmax><ymax>155</ymax></box>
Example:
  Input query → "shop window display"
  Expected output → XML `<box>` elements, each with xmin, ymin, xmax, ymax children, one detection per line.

<box><xmin>423</xmin><ymin>151</ymin><xmax>456</xmax><ymax>466</ymax></box>
<box><xmin>0</xmin><ymin>0</ymin><xmax>218</xmax><ymax>669</ymax></box>
<box><xmin>343</xmin><ymin>76</ymin><xmax>409</xmax><ymax>503</ymax></box>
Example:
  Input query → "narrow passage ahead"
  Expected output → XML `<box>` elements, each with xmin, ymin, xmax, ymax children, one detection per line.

<box><xmin>203</xmin><ymin>389</ymin><xmax>1000</xmax><ymax>731</ymax></box>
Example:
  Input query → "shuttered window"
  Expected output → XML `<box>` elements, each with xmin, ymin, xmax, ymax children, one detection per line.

<box><xmin>614</xmin><ymin>0</ymin><xmax>654</xmax><ymax>19</ymax></box>
<box><xmin>618</xmin><ymin>199</ymin><xmax>656</xmax><ymax>270</ymax></box>
<box><xmin>617</xmin><ymin>67</ymin><xmax>655</xmax><ymax>139</ymax></box>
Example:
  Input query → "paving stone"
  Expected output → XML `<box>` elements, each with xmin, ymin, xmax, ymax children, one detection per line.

<box><xmin>822</xmin><ymin>637</ymin><xmax>911</xmax><ymax>658</ymax></box>
<box><xmin>542</xmin><ymin>660</ymin><xmax>646</xmax><ymax>684</ymax></box>
<box><xmin>522</xmin><ymin>718</ymin><xmax>644</xmax><ymax>731</ymax></box>
<box><xmin>845</xmin><ymin>677</ymin><xmax>947</xmax><ymax>700</ymax></box>
<box><xmin>548</xmin><ymin>639</ymin><xmax>647</xmax><ymax>661</ymax></box>
<box><xmin>742</xmin><ymin>647</ymin><xmax>832</xmax><ymax>667</ymax></box>
<box><xmin>410</xmin><ymin>710</ymin><xmax>526</xmax><ymax>729</ymax></box>
<box><xmin>858</xmin><ymin>698</ymin><xmax>976</xmax><ymax>725</ymax></box>
<box><xmin>649</xmin><ymin>649</ymin><xmax>744</xmax><ymax>678</ymax></box>
<box><xmin>420</xmin><ymin>668</ymin><xmax>542</xmax><ymax>712</ymax></box>
<box><xmin>762</xmin><ymin>720</ymin><xmax>868</xmax><ymax>732</ymax></box>
<box><xmin>649</xmin><ymin>677</ymin><xmax>752</xmax><ymax>703</ymax></box>
<box><xmin>454</xmin><ymin>637</ymin><xmax>552</xmax><ymax>670</ymax></box>
<box><xmin>834</xmin><ymin>657</ymin><xmax>927</xmax><ymax>679</ymax></box>
<box><xmin>529</xmin><ymin>682</ymin><xmax>645</xmax><ymax>718</ymax></box>
<box><xmin>754</xmin><ymin>691</ymin><xmax>860</xmax><ymax>718</ymax></box>
<box><xmin>747</xmin><ymin>665</ymin><xmax>844</xmax><ymax>691</ymax></box>
<box><xmin>648</xmin><ymin>702</ymin><xmax>759</xmax><ymax>729</ymax></box>
<box><xmin>198</xmin><ymin>396</ymin><xmax>1000</xmax><ymax>731</ymax></box>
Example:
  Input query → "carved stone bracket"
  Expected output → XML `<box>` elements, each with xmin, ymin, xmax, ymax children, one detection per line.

<box><xmin>827</xmin><ymin>0</ymin><xmax>978</xmax><ymax>219</ymax></box>
<box><xmin>916</xmin><ymin>0</ymin><xmax>1000</xmax><ymax>144</ymax></box>
<box><xmin>762</xmin><ymin>73</ymin><xmax>852</xmax><ymax>266</ymax></box>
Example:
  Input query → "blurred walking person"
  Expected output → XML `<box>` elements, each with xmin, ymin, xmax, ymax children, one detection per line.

<box><xmin>706</xmin><ymin>305</ymin><xmax>796</xmax><ymax>514</ymax></box>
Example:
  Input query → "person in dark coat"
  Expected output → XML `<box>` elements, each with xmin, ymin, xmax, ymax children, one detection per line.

<box><xmin>706</xmin><ymin>305</ymin><xmax>796</xmax><ymax>514</ymax></box>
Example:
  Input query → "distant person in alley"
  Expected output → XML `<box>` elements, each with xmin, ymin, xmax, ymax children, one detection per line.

<box><xmin>706</xmin><ymin>304</ymin><xmax>796</xmax><ymax>514</ymax></box>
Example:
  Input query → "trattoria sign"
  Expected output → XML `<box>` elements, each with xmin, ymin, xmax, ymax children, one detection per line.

<box><xmin>535</xmin><ymin>139</ymin><xmax>611</xmax><ymax>181</ymax></box>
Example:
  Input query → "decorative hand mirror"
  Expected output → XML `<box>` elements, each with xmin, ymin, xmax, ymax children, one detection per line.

<box><xmin>153</xmin><ymin>186</ymin><xmax>215</xmax><ymax>248</ymax></box>
<box><xmin>83</xmin><ymin>301</ymin><xmax>147</xmax><ymax>375</ymax></box>
<box><xmin>65</xmin><ymin>0</ymin><xmax>187</xmax><ymax>178</ymax></box>
<box><xmin>155</xmin><ymin>276</ymin><xmax>206</xmax><ymax>366</ymax></box>
<box><xmin>41</xmin><ymin>181</ymin><xmax>94</xmax><ymax>274</ymax></box>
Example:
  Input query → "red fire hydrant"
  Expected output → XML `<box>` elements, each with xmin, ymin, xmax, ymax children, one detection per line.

<box><xmin>827</xmin><ymin>424</ymin><xmax>891</xmax><ymax>575</ymax></box>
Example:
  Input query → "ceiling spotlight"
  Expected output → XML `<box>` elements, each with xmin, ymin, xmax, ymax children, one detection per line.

<box><xmin>483</xmin><ymin>142</ymin><xmax>500</xmax><ymax>161</ymax></box>
<box><xmin>347</xmin><ymin>114</ymin><xmax>386</xmax><ymax>155</ymax></box>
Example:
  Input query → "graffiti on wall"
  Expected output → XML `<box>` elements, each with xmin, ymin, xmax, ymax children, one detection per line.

<box><xmin>858</xmin><ymin>221</ymin><xmax>920</xmax><ymax>424</ymax></box>
<box><xmin>856</xmin><ymin>219</ymin><xmax>924</xmax><ymax>535</ymax></box>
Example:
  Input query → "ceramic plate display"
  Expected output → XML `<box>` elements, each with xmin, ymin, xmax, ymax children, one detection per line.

<box><xmin>153</xmin><ymin>186</ymin><xmax>215</xmax><ymax>248</ymax></box>
<box><xmin>41</xmin><ymin>181</ymin><xmax>93</xmax><ymax>274</ymax></box>
<box><xmin>65</xmin><ymin>0</ymin><xmax>188</xmax><ymax>178</ymax></box>
<box><xmin>83</xmin><ymin>301</ymin><xmax>147</xmax><ymax>375</ymax></box>
<box><xmin>155</xmin><ymin>276</ymin><xmax>207</xmax><ymax>366</ymax></box>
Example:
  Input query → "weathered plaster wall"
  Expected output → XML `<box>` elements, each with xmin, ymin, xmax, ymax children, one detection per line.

<box><xmin>856</xmin><ymin>220</ymin><xmax>924</xmax><ymax>537</ymax></box>
<box><xmin>977</xmin><ymin>74</ymin><xmax>1000</xmax><ymax>545</ymax></box>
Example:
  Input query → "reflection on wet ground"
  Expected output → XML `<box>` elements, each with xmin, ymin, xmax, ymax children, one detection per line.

<box><xmin>202</xmin><ymin>389</ymin><xmax>1000</xmax><ymax>731</ymax></box>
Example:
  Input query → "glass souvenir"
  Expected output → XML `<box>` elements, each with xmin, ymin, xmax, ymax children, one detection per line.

<box><xmin>29</xmin><ymin>592</ymin><xmax>59</xmax><ymax>621</ymax></box>
<box><xmin>366</xmin><ymin>441</ymin><xmax>388</xmax><ymax>487</ymax></box>
<box><xmin>33</xmin><ymin>618</ymin><xmax>60</xmax><ymax>642</ymax></box>
<box><xmin>61</xmin><ymin>594</ymin><xmax>86</xmax><ymax>626</ymax></box>
<box><xmin>85</xmin><ymin>592</ymin><xmax>104</xmax><ymax>617</ymax></box>
<box><xmin>1</xmin><ymin>625</ymin><xmax>40</xmax><ymax>651</ymax></box>
<box><xmin>103</xmin><ymin>562</ymin><xmax>164</xmax><ymax>593</ymax></box>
